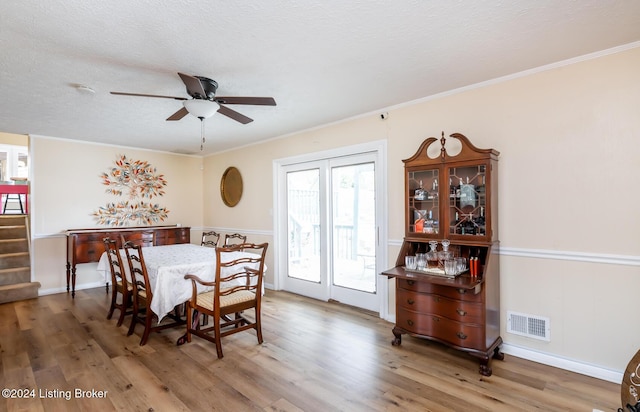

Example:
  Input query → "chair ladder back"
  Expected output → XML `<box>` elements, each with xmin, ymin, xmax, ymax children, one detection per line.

<box><xmin>123</xmin><ymin>241</ymin><xmax>152</xmax><ymax>303</ymax></box>
<box><xmin>123</xmin><ymin>240</ymin><xmax>185</xmax><ymax>346</ymax></box>
<box><xmin>104</xmin><ymin>238</ymin><xmax>127</xmax><ymax>288</ymax></box>
<box><xmin>215</xmin><ymin>243</ymin><xmax>267</xmax><ymax>297</ymax></box>
<box><xmin>201</xmin><ymin>231</ymin><xmax>221</xmax><ymax>247</ymax></box>
<box><xmin>224</xmin><ymin>233</ymin><xmax>247</xmax><ymax>246</ymax></box>
<box><xmin>103</xmin><ymin>237</ymin><xmax>135</xmax><ymax>326</ymax></box>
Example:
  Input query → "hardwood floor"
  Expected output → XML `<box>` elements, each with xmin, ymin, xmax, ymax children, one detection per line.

<box><xmin>0</xmin><ymin>288</ymin><xmax>620</xmax><ymax>411</ymax></box>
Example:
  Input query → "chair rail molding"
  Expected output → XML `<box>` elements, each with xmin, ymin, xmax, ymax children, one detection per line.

<box><xmin>497</xmin><ymin>246</ymin><xmax>640</xmax><ymax>267</ymax></box>
<box><xmin>388</xmin><ymin>239</ymin><xmax>639</xmax><ymax>267</ymax></box>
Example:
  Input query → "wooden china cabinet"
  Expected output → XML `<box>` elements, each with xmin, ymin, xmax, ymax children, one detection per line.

<box><xmin>382</xmin><ymin>132</ymin><xmax>503</xmax><ymax>376</ymax></box>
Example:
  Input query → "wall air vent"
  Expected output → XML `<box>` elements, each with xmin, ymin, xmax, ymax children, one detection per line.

<box><xmin>507</xmin><ymin>311</ymin><xmax>550</xmax><ymax>341</ymax></box>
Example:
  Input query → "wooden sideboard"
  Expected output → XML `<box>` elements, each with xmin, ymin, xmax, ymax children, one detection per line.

<box><xmin>65</xmin><ymin>225</ymin><xmax>191</xmax><ymax>297</ymax></box>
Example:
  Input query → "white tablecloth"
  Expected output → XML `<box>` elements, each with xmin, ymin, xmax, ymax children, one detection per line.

<box><xmin>97</xmin><ymin>243</ymin><xmax>266</xmax><ymax>321</ymax></box>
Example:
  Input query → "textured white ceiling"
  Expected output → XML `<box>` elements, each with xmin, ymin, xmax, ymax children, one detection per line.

<box><xmin>1</xmin><ymin>1</ymin><xmax>640</xmax><ymax>155</ymax></box>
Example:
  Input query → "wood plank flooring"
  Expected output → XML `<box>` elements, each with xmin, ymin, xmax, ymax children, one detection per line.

<box><xmin>0</xmin><ymin>288</ymin><xmax>620</xmax><ymax>411</ymax></box>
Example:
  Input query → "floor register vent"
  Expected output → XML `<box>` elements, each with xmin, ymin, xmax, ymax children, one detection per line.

<box><xmin>507</xmin><ymin>311</ymin><xmax>550</xmax><ymax>341</ymax></box>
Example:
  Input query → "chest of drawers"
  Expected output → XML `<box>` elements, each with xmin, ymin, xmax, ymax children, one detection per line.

<box><xmin>383</xmin><ymin>265</ymin><xmax>503</xmax><ymax>376</ymax></box>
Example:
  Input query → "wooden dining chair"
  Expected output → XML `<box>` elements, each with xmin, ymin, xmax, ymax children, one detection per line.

<box><xmin>103</xmin><ymin>237</ymin><xmax>133</xmax><ymax>327</ymax></box>
<box><xmin>184</xmin><ymin>242</ymin><xmax>268</xmax><ymax>358</ymax></box>
<box><xmin>121</xmin><ymin>230</ymin><xmax>155</xmax><ymax>248</ymax></box>
<box><xmin>224</xmin><ymin>233</ymin><xmax>247</xmax><ymax>246</ymax></box>
<box><xmin>201</xmin><ymin>231</ymin><xmax>221</xmax><ymax>248</ymax></box>
<box><xmin>123</xmin><ymin>241</ymin><xmax>185</xmax><ymax>346</ymax></box>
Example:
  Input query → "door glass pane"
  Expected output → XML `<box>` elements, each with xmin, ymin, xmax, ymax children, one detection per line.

<box><xmin>408</xmin><ymin>169</ymin><xmax>439</xmax><ymax>235</ymax></box>
<box><xmin>449</xmin><ymin>164</ymin><xmax>487</xmax><ymax>236</ymax></box>
<box><xmin>287</xmin><ymin>169</ymin><xmax>321</xmax><ymax>282</ymax></box>
<box><xmin>331</xmin><ymin>162</ymin><xmax>376</xmax><ymax>293</ymax></box>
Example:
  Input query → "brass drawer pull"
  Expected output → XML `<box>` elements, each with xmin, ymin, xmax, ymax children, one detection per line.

<box><xmin>407</xmin><ymin>280</ymin><xmax>415</xmax><ymax>286</ymax></box>
<box><xmin>457</xmin><ymin>288</ymin><xmax>466</xmax><ymax>294</ymax></box>
<box><xmin>456</xmin><ymin>309</ymin><xmax>467</xmax><ymax>316</ymax></box>
<box><xmin>432</xmin><ymin>316</ymin><xmax>439</xmax><ymax>322</ymax></box>
<box><xmin>407</xmin><ymin>319</ymin><xmax>414</xmax><ymax>326</ymax></box>
<box><xmin>407</xmin><ymin>299</ymin><xmax>414</xmax><ymax>305</ymax></box>
<box><xmin>457</xmin><ymin>332</ymin><xmax>467</xmax><ymax>340</ymax></box>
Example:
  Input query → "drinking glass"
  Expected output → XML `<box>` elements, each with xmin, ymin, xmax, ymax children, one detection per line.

<box><xmin>405</xmin><ymin>255</ymin><xmax>417</xmax><ymax>270</ymax></box>
<box><xmin>444</xmin><ymin>259</ymin><xmax>458</xmax><ymax>276</ymax></box>
<box><xmin>416</xmin><ymin>253</ymin><xmax>427</xmax><ymax>270</ymax></box>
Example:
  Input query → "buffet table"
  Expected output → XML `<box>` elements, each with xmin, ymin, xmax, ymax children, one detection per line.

<box><xmin>65</xmin><ymin>225</ymin><xmax>191</xmax><ymax>297</ymax></box>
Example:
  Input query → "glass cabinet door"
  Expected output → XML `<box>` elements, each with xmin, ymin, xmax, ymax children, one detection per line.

<box><xmin>448</xmin><ymin>164</ymin><xmax>487</xmax><ymax>236</ymax></box>
<box><xmin>407</xmin><ymin>168</ymin><xmax>439</xmax><ymax>235</ymax></box>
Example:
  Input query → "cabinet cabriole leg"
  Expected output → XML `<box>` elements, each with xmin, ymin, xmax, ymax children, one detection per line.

<box><xmin>479</xmin><ymin>357</ymin><xmax>493</xmax><ymax>377</ymax></box>
<box><xmin>391</xmin><ymin>327</ymin><xmax>403</xmax><ymax>346</ymax></box>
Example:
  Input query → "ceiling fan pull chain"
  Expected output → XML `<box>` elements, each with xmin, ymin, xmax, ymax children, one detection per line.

<box><xmin>199</xmin><ymin>117</ymin><xmax>206</xmax><ymax>151</ymax></box>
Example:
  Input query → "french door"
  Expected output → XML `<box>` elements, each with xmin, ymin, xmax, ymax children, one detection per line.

<box><xmin>277</xmin><ymin>149</ymin><xmax>383</xmax><ymax>312</ymax></box>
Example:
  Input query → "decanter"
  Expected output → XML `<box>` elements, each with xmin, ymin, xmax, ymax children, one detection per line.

<box><xmin>438</xmin><ymin>239</ymin><xmax>452</xmax><ymax>269</ymax></box>
<box><xmin>427</xmin><ymin>240</ymin><xmax>439</xmax><ymax>269</ymax></box>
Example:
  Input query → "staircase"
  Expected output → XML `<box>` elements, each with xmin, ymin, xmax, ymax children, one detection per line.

<box><xmin>0</xmin><ymin>215</ymin><xmax>40</xmax><ymax>303</ymax></box>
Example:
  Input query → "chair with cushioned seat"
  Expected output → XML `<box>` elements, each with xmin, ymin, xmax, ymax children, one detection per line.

<box><xmin>184</xmin><ymin>242</ymin><xmax>268</xmax><ymax>358</ymax></box>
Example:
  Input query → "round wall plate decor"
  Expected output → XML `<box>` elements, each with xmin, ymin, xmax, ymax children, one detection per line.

<box><xmin>220</xmin><ymin>166</ymin><xmax>243</xmax><ymax>207</ymax></box>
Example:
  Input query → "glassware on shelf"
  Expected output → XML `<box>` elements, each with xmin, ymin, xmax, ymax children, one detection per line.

<box><xmin>444</xmin><ymin>259</ymin><xmax>457</xmax><ymax>276</ymax></box>
<box><xmin>405</xmin><ymin>255</ymin><xmax>417</xmax><ymax>270</ymax></box>
<box><xmin>415</xmin><ymin>180</ymin><xmax>426</xmax><ymax>200</ymax></box>
<box><xmin>416</xmin><ymin>253</ymin><xmax>427</xmax><ymax>270</ymax></box>
<box><xmin>428</xmin><ymin>179</ymin><xmax>438</xmax><ymax>199</ymax></box>
<box><xmin>423</xmin><ymin>210</ymin><xmax>434</xmax><ymax>234</ymax></box>
<box><xmin>438</xmin><ymin>239</ymin><xmax>452</xmax><ymax>269</ymax></box>
<box><xmin>427</xmin><ymin>241</ymin><xmax>439</xmax><ymax>268</ymax></box>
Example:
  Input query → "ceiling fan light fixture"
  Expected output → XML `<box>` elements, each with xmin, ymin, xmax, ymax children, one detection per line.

<box><xmin>183</xmin><ymin>99</ymin><xmax>220</xmax><ymax>119</ymax></box>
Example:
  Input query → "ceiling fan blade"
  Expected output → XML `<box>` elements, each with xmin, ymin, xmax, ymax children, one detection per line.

<box><xmin>217</xmin><ymin>105</ymin><xmax>253</xmax><ymax>124</ymax></box>
<box><xmin>178</xmin><ymin>72</ymin><xmax>207</xmax><ymax>99</ymax></box>
<box><xmin>110</xmin><ymin>91</ymin><xmax>187</xmax><ymax>100</ymax></box>
<box><xmin>166</xmin><ymin>107</ymin><xmax>189</xmax><ymax>121</ymax></box>
<box><xmin>215</xmin><ymin>96</ymin><xmax>276</xmax><ymax>106</ymax></box>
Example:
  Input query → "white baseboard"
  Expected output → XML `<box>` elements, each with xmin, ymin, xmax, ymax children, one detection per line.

<box><xmin>39</xmin><ymin>281</ymin><xmax>106</xmax><ymax>296</ymax></box>
<box><xmin>378</xmin><ymin>317</ymin><xmax>621</xmax><ymax>384</ymax></box>
<box><xmin>501</xmin><ymin>343</ymin><xmax>622</xmax><ymax>384</ymax></box>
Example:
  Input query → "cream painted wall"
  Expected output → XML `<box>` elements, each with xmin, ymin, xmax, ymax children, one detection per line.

<box><xmin>30</xmin><ymin>137</ymin><xmax>204</xmax><ymax>292</ymax></box>
<box><xmin>201</xmin><ymin>117</ymin><xmax>387</xmax><ymax>287</ymax></box>
<box><xmin>202</xmin><ymin>46</ymin><xmax>640</xmax><ymax>376</ymax></box>
<box><xmin>0</xmin><ymin>132</ymin><xmax>28</xmax><ymax>146</ymax></box>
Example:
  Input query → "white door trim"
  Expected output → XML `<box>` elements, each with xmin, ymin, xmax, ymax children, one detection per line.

<box><xmin>272</xmin><ymin>140</ymin><xmax>388</xmax><ymax>317</ymax></box>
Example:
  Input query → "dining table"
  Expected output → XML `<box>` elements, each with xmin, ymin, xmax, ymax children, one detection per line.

<box><xmin>97</xmin><ymin>243</ymin><xmax>266</xmax><ymax>322</ymax></box>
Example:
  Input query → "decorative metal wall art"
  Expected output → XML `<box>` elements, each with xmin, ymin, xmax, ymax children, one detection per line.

<box><xmin>92</xmin><ymin>155</ymin><xmax>169</xmax><ymax>226</ymax></box>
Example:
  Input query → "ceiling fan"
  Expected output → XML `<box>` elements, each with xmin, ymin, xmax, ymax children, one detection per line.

<box><xmin>110</xmin><ymin>72</ymin><xmax>276</xmax><ymax>124</ymax></box>
<box><xmin>111</xmin><ymin>72</ymin><xmax>276</xmax><ymax>151</ymax></box>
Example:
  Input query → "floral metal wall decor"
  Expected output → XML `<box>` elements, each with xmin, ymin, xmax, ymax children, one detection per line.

<box><xmin>92</xmin><ymin>155</ymin><xmax>169</xmax><ymax>226</ymax></box>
